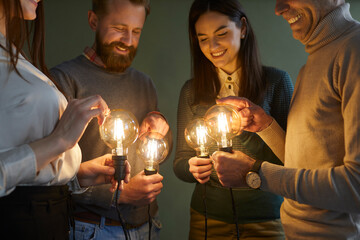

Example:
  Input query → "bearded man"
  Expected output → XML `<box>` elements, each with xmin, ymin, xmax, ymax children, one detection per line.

<box><xmin>51</xmin><ymin>0</ymin><xmax>171</xmax><ymax>239</ymax></box>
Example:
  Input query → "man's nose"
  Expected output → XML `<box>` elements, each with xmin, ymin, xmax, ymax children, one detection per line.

<box><xmin>120</xmin><ymin>30</ymin><xmax>133</xmax><ymax>46</ymax></box>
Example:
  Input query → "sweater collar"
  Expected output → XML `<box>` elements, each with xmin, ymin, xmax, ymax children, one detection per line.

<box><xmin>304</xmin><ymin>3</ymin><xmax>354</xmax><ymax>54</ymax></box>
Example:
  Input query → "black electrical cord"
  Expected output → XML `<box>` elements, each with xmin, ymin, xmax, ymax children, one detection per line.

<box><xmin>230</xmin><ymin>188</ymin><xmax>240</xmax><ymax>240</ymax></box>
<box><xmin>202</xmin><ymin>183</ymin><xmax>208</xmax><ymax>240</ymax></box>
<box><xmin>115</xmin><ymin>179</ymin><xmax>131</xmax><ymax>240</ymax></box>
<box><xmin>145</xmin><ymin>168</ymin><xmax>157</xmax><ymax>240</ymax></box>
<box><xmin>198</xmin><ymin>155</ymin><xmax>210</xmax><ymax>240</ymax></box>
<box><xmin>148</xmin><ymin>204</ymin><xmax>152</xmax><ymax>240</ymax></box>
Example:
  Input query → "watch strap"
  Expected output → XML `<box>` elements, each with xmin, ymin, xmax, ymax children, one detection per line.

<box><xmin>250</xmin><ymin>160</ymin><xmax>264</xmax><ymax>173</ymax></box>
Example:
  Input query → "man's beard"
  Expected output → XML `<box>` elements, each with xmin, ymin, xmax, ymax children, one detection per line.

<box><xmin>95</xmin><ymin>32</ymin><xmax>137</xmax><ymax>73</ymax></box>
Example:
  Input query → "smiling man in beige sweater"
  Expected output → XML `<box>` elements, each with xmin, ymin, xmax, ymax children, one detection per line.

<box><xmin>211</xmin><ymin>0</ymin><xmax>360</xmax><ymax>239</ymax></box>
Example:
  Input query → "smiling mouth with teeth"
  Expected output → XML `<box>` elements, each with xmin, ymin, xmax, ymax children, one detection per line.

<box><xmin>288</xmin><ymin>14</ymin><xmax>302</xmax><ymax>24</ymax></box>
<box><xmin>212</xmin><ymin>50</ymin><xmax>226</xmax><ymax>57</ymax></box>
<box><xmin>116</xmin><ymin>46</ymin><xmax>128</xmax><ymax>51</ymax></box>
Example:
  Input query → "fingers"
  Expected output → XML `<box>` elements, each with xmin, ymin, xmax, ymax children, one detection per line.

<box><xmin>149</xmin><ymin>173</ymin><xmax>164</xmax><ymax>183</ymax></box>
<box><xmin>189</xmin><ymin>157</ymin><xmax>212</xmax><ymax>166</ymax></box>
<box><xmin>189</xmin><ymin>157</ymin><xmax>213</xmax><ymax>183</ymax></box>
<box><xmin>211</xmin><ymin>151</ymin><xmax>230</xmax><ymax>172</ymax></box>
<box><xmin>101</xmin><ymin>165</ymin><xmax>115</xmax><ymax>176</ymax></box>
<box><xmin>194</xmin><ymin>172</ymin><xmax>211</xmax><ymax>184</ymax></box>
<box><xmin>197</xmin><ymin>176</ymin><xmax>210</xmax><ymax>184</ymax></box>
<box><xmin>72</xmin><ymin>95</ymin><xmax>109</xmax><ymax>125</ymax></box>
<box><xmin>124</xmin><ymin>160</ymin><xmax>131</xmax><ymax>184</ymax></box>
<box><xmin>216</xmin><ymin>96</ymin><xmax>251</xmax><ymax>110</ymax></box>
<box><xmin>140</xmin><ymin>113</ymin><xmax>169</xmax><ymax>136</ymax></box>
<box><xmin>189</xmin><ymin>163</ymin><xmax>212</xmax><ymax>174</ymax></box>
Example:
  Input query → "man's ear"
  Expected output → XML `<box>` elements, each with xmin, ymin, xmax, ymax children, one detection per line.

<box><xmin>88</xmin><ymin>10</ymin><xmax>99</xmax><ymax>31</ymax></box>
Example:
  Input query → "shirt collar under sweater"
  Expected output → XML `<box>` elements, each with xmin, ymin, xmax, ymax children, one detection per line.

<box><xmin>216</xmin><ymin>67</ymin><xmax>241</xmax><ymax>98</ymax></box>
<box><xmin>304</xmin><ymin>3</ymin><xmax>355</xmax><ymax>54</ymax></box>
<box><xmin>82</xmin><ymin>46</ymin><xmax>106</xmax><ymax>68</ymax></box>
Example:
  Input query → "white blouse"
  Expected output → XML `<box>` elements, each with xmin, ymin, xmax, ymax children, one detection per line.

<box><xmin>0</xmin><ymin>34</ymin><xmax>81</xmax><ymax>197</ymax></box>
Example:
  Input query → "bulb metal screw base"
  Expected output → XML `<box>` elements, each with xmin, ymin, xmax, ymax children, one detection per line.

<box><xmin>144</xmin><ymin>168</ymin><xmax>158</xmax><ymax>176</ymax></box>
<box><xmin>113</xmin><ymin>155</ymin><xmax>127</xmax><ymax>181</ymax></box>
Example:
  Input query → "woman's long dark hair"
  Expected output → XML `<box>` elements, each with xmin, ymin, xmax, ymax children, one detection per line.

<box><xmin>189</xmin><ymin>0</ymin><xmax>266</xmax><ymax>105</ymax></box>
<box><xmin>0</xmin><ymin>0</ymin><xmax>50</xmax><ymax>79</ymax></box>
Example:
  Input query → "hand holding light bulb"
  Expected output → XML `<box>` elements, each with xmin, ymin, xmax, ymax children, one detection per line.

<box><xmin>76</xmin><ymin>154</ymin><xmax>131</xmax><ymax>192</ymax></box>
<box><xmin>212</xmin><ymin>150</ymin><xmax>255</xmax><ymax>188</ymax></box>
<box><xmin>116</xmin><ymin>131</ymin><xmax>168</xmax><ymax>206</ymax></box>
<box><xmin>185</xmin><ymin>118</ymin><xmax>214</xmax><ymax>184</ymax></box>
<box><xmin>216</xmin><ymin>96</ymin><xmax>273</xmax><ymax>132</ymax></box>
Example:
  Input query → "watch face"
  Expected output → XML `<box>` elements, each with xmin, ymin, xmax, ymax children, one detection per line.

<box><xmin>246</xmin><ymin>172</ymin><xmax>261</xmax><ymax>189</ymax></box>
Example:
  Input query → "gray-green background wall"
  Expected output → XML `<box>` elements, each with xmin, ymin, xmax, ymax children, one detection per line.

<box><xmin>44</xmin><ymin>1</ymin><xmax>360</xmax><ymax>239</ymax></box>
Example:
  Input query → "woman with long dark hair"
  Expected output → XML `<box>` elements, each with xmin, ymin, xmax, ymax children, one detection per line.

<box><xmin>174</xmin><ymin>0</ymin><xmax>294</xmax><ymax>239</ymax></box>
<box><xmin>0</xmin><ymin>1</ymin><xmax>127</xmax><ymax>239</ymax></box>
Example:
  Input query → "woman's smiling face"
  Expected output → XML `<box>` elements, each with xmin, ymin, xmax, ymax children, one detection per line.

<box><xmin>195</xmin><ymin>11</ymin><xmax>246</xmax><ymax>74</ymax></box>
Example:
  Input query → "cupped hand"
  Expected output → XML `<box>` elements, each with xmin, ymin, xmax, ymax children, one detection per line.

<box><xmin>118</xmin><ymin>170</ymin><xmax>163</xmax><ymax>206</ymax></box>
<box><xmin>188</xmin><ymin>157</ymin><xmax>213</xmax><ymax>184</ymax></box>
<box><xmin>212</xmin><ymin>150</ymin><xmax>255</xmax><ymax>188</ymax></box>
<box><xmin>77</xmin><ymin>154</ymin><xmax>131</xmax><ymax>192</ymax></box>
<box><xmin>77</xmin><ymin>154</ymin><xmax>114</xmax><ymax>187</ymax></box>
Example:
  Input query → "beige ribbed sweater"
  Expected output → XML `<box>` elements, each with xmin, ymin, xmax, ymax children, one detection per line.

<box><xmin>258</xmin><ymin>3</ymin><xmax>360</xmax><ymax>239</ymax></box>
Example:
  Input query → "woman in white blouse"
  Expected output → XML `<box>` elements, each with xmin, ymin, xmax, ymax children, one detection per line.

<box><xmin>0</xmin><ymin>0</ymin><xmax>128</xmax><ymax>239</ymax></box>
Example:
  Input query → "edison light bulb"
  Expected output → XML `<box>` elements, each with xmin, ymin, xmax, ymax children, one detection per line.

<box><xmin>137</xmin><ymin>132</ymin><xmax>169</xmax><ymax>175</ymax></box>
<box><xmin>204</xmin><ymin>104</ymin><xmax>242</xmax><ymax>152</ymax></box>
<box><xmin>184</xmin><ymin>118</ymin><xmax>214</xmax><ymax>157</ymax></box>
<box><xmin>100</xmin><ymin>109</ymin><xmax>139</xmax><ymax>180</ymax></box>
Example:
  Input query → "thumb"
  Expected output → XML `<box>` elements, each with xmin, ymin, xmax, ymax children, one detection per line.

<box><xmin>96</xmin><ymin>165</ymin><xmax>115</xmax><ymax>176</ymax></box>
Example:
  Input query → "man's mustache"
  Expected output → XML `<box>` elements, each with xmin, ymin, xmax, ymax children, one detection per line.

<box><xmin>108</xmin><ymin>41</ymin><xmax>135</xmax><ymax>52</ymax></box>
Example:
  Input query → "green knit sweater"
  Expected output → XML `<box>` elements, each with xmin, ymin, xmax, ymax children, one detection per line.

<box><xmin>174</xmin><ymin>66</ymin><xmax>293</xmax><ymax>223</ymax></box>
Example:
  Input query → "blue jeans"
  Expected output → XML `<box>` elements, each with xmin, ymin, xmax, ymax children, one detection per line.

<box><xmin>70</xmin><ymin>215</ymin><xmax>162</xmax><ymax>240</ymax></box>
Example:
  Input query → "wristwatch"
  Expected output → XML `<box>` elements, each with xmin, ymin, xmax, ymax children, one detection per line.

<box><xmin>246</xmin><ymin>160</ymin><xmax>263</xmax><ymax>189</ymax></box>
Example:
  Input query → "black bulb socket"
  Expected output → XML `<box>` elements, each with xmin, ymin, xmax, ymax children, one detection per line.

<box><xmin>219</xmin><ymin>147</ymin><xmax>233</xmax><ymax>153</ymax></box>
<box><xmin>112</xmin><ymin>155</ymin><xmax>127</xmax><ymax>181</ymax></box>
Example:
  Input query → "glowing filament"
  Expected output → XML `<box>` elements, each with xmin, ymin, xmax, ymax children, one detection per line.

<box><xmin>114</xmin><ymin>119</ymin><xmax>125</xmax><ymax>140</ymax></box>
<box><xmin>196</xmin><ymin>125</ymin><xmax>207</xmax><ymax>146</ymax></box>
<box><xmin>217</xmin><ymin>113</ymin><xmax>230</xmax><ymax>133</ymax></box>
<box><xmin>147</xmin><ymin>139</ymin><xmax>158</xmax><ymax>163</ymax></box>
<box><xmin>217</xmin><ymin>113</ymin><xmax>229</xmax><ymax>147</ymax></box>
<box><xmin>114</xmin><ymin>119</ymin><xmax>125</xmax><ymax>155</ymax></box>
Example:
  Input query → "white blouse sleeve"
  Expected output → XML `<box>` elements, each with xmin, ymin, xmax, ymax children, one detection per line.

<box><xmin>0</xmin><ymin>145</ymin><xmax>37</xmax><ymax>197</ymax></box>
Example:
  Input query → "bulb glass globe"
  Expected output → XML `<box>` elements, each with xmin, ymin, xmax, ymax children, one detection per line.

<box><xmin>204</xmin><ymin>104</ymin><xmax>242</xmax><ymax>151</ymax></box>
<box><xmin>184</xmin><ymin>118</ymin><xmax>214</xmax><ymax>157</ymax></box>
<box><xmin>137</xmin><ymin>132</ymin><xmax>169</xmax><ymax>175</ymax></box>
<box><xmin>99</xmin><ymin>109</ymin><xmax>139</xmax><ymax>180</ymax></box>
<box><xmin>100</xmin><ymin>109</ymin><xmax>139</xmax><ymax>156</ymax></box>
